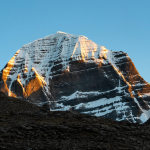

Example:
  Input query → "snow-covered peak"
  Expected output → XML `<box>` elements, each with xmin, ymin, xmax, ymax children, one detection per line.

<box><xmin>18</xmin><ymin>32</ymin><xmax>112</xmax><ymax>62</ymax></box>
<box><xmin>1</xmin><ymin>31</ymin><xmax>150</xmax><ymax>124</ymax></box>
<box><xmin>1</xmin><ymin>32</ymin><xmax>117</xmax><ymax>100</ymax></box>
<box><xmin>9</xmin><ymin>32</ymin><xmax>119</xmax><ymax>82</ymax></box>
<box><xmin>56</xmin><ymin>31</ymin><xmax>68</xmax><ymax>34</ymax></box>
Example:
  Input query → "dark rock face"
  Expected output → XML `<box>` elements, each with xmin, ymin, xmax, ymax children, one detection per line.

<box><xmin>0</xmin><ymin>91</ymin><xmax>150</xmax><ymax>150</ymax></box>
<box><xmin>0</xmin><ymin>31</ymin><xmax>150</xmax><ymax>123</ymax></box>
<box><xmin>144</xmin><ymin>118</ymin><xmax>150</xmax><ymax>125</ymax></box>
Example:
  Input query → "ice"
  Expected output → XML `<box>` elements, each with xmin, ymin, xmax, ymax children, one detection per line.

<box><xmin>56</xmin><ymin>31</ymin><xmax>68</xmax><ymax>34</ymax></box>
<box><xmin>132</xmin><ymin>95</ymin><xmax>150</xmax><ymax>123</ymax></box>
<box><xmin>59</xmin><ymin>86</ymin><xmax>126</xmax><ymax>101</ymax></box>
<box><xmin>60</xmin><ymin>91</ymin><xmax>101</xmax><ymax>101</ymax></box>
<box><xmin>139</xmin><ymin>113</ymin><xmax>149</xmax><ymax>123</ymax></box>
<box><xmin>75</xmin><ymin>96</ymin><xmax>122</xmax><ymax>109</ymax></box>
<box><xmin>134</xmin><ymin>83</ymin><xmax>147</xmax><ymax>87</ymax></box>
<box><xmin>142</xmin><ymin>93</ymin><xmax>150</xmax><ymax>97</ymax></box>
<box><xmin>83</xmin><ymin>106</ymin><xmax>113</xmax><ymax>116</ymax></box>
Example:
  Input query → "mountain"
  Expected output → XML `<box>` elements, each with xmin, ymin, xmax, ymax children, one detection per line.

<box><xmin>1</xmin><ymin>31</ymin><xmax>150</xmax><ymax>123</ymax></box>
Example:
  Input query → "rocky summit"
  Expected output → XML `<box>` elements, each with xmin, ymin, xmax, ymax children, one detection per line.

<box><xmin>0</xmin><ymin>91</ymin><xmax>150</xmax><ymax>150</ymax></box>
<box><xmin>1</xmin><ymin>31</ymin><xmax>150</xmax><ymax>123</ymax></box>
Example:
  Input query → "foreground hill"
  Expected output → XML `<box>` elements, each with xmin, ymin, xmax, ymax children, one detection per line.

<box><xmin>0</xmin><ymin>91</ymin><xmax>150</xmax><ymax>150</ymax></box>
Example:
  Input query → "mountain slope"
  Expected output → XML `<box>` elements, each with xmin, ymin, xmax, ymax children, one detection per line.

<box><xmin>1</xmin><ymin>31</ymin><xmax>150</xmax><ymax>123</ymax></box>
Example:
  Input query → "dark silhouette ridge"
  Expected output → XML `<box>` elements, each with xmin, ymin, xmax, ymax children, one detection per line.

<box><xmin>0</xmin><ymin>91</ymin><xmax>150</xmax><ymax>150</ymax></box>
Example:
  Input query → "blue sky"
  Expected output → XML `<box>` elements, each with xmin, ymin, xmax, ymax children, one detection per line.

<box><xmin>0</xmin><ymin>0</ymin><xmax>150</xmax><ymax>82</ymax></box>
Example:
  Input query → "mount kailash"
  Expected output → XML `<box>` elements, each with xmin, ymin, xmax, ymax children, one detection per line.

<box><xmin>1</xmin><ymin>31</ymin><xmax>150</xmax><ymax>124</ymax></box>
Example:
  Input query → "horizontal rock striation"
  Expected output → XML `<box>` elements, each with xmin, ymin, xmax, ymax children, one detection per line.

<box><xmin>0</xmin><ymin>31</ymin><xmax>150</xmax><ymax>123</ymax></box>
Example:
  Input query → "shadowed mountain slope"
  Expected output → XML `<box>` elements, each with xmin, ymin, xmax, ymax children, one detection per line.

<box><xmin>1</xmin><ymin>91</ymin><xmax>150</xmax><ymax>150</ymax></box>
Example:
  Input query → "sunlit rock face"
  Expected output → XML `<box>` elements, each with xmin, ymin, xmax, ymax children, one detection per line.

<box><xmin>1</xmin><ymin>31</ymin><xmax>150</xmax><ymax>123</ymax></box>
